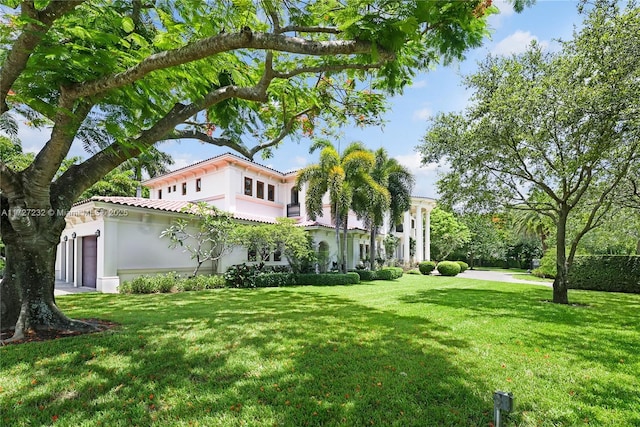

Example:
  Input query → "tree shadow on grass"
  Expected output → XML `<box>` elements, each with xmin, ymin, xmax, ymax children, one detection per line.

<box><xmin>1</xmin><ymin>289</ymin><xmax>495</xmax><ymax>427</ymax></box>
<box><xmin>399</xmin><ymin>284</ymin><xmax>640</xmax><ymax>425</ymax></box>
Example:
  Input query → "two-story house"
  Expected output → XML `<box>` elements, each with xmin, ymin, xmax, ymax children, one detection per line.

<box><xmin>55</xmin><ymin>153</ymin><xmax>435</xmax><ymax>292</ymax></box>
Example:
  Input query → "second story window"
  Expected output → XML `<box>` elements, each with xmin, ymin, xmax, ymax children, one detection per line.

<box><xmin>158</xmin><ymin>189</ymin><xmax>162</xmax><ymax>199</ymax></box>
<box><xmin>291</xmin><ymin>187</ymin><xmax>299</xmax><ymax>205</ymax></box>
<box><xmin>173</xmin><ymin>184</ymin><xmax>177</xmax><ymax>192</ymax></box>
<box><xmin>267</xmin><ymin>184</ymin><xmax>275</xmax><ymax>201</ymax></box>
<box><xmin>182</xmin><ymin>182</ymin><xmax>187</xmax><ymax>195</ymax></box>
<box><xmin>257</xmin><ymin>181</ymin><xmax>264</xmax><ymax>199</ymax></box>
<box><xmin>244</xmin><ymin>177</ymin><xmax>253</xmax><ymax>196</ymax></box>
<box><xmin>168</xmin><ymin>186</ymin><xmax>171</xmax><ymax>193</ymax></box>
<box><xmin>196</xmin><ymin>178</ymin><xmax>202</xmax><ymax>192</ymax></box>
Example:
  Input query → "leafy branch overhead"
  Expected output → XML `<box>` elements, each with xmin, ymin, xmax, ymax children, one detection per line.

<box><xmin>0</xmin><ymin>0</ymin><xmax>512</xmax><ymax>341</ymax></box>
<box><xmin>0</xmin><ymin>1</ymin><xmax>499</xmax><ymax>204</ymax></box>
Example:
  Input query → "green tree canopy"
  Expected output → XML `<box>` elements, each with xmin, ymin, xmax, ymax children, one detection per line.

<box><xmin>0</xmin><ymin>0</ymin><xmax>514</xmax><ymax>340</ymax></box>
<box><xmin>419</xmin><ymin>3</ymin><xmax>640</xmax><ymax>303</ymax></box>
<box><xmin>429</xmin><ymin>207</ymin><xmax>471</xmax><ymax>261</ymax></box>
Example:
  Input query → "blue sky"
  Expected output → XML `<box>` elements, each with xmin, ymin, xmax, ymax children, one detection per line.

<box><xmin>18</xmin><ymin>1</ymin><xmax>585</xmax><ymax>198</ymax></box>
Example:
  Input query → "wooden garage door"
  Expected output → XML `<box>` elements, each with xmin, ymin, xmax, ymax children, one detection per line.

<box><xmin>82</xmin><ymin>236</ymin><xmax>97</xmax><ymax>288</ymax></box>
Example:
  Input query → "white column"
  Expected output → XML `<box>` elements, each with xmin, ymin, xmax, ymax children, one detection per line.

<box><xmin>416</xmin><ymin>205</ymin><xmax>424</xmax><ymax>262</ymax></box>
<box><xmin>403</xmin><ymin>210</ymin><xmax>411</xmax><ymax>265</ymax></box>
<box><xmin>425</xmin><ymin>208</ymin><xmax>431</xmax><ymax>261</ymax></box>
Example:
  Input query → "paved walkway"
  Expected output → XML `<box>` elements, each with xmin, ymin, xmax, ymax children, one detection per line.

<box><xmin>55</xmin><ymin>280</ymin><xmax>97</xmax><ymax>296</ymax></box>
<box><xmin>51</xmin><ymin>269</ymin><xmax>550</xmax><ymax>296</ymax></box>
<box><xmin>456</xmin><ymin>269</ymin><xmax>553</xmax><ymax>287</ymax></box>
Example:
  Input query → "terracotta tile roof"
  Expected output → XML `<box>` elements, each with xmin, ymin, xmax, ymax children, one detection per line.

<box><xmin>76</xmin><ymin>196</ymin><xmax>276</xmax><ymax>224</ymax></box>
<box><xmin>82</xmin><ymin>196</ymin><xmax>192</xmax><ymax>213</ymax></box>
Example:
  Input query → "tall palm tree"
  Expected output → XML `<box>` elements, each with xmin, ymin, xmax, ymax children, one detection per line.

<box><xmin>353</xmin><ymin>148</ymin><xmax>413</xmax><ymax>267</ymax></box>
<box><xmin>119</xmin><ymin>147</ymin><xmax>174</xmax><ymax>197</ymax></box>
<box><xmin>297</xmin><ymin>141</ymin><xmax>375</xmax><ymax>272</ymax></box>
<box><xmin>297</xmin><ymin>143</ymin><xmax>343</xmax><ymax>270</ymax></box>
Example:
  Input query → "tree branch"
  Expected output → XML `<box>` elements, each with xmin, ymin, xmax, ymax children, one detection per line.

<box><xmin>165</xmin><ymin>130</ymin><xmax>252</xmax><ymax>158</ymax></box>
<box><xmin>249</xmin><ymin>108</ymin><xmax>313</xmax><ymax>158</ymax></box>
<box><xmin>26</xmin><ymin>98</ymin><xmax>93</xmax><ymax>191</ymax></box>
<box><xmin>277</xmin><ymin>26</ymin><xmax>341</xmax><ymax>35</ymax></box>
<box><xmin>65</xmin><ymin>31</ymin><xmax>390</xmax><ymax>100</ymax></box>
<box><xmin>0</xmin><ymin>0</ymin><xmax>85</xmax><ymax>114</ymax></box>
<box><xmin>273</xmin><ymin>62</ymin><xmax>385</xmax><ymax>79</ymax></box>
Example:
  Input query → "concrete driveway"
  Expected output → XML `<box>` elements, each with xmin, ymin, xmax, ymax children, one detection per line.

<box><xmin>55</xmin><ymin>281</ymin><xmax>97</xmax><ymax>296</ymax></box>
<box><xmin>454</xmin><ymin>269</ymin><xmax>553</xmax><ymax>287</ymax></box>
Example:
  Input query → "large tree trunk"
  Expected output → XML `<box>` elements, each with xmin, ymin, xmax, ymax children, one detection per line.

<box><xmin>0</xmin><ymin>201</ymin><xmax>96</xmax><ymax>342</ymax></box>
<box><xmin>0</xmin><ymin>245</ymin><xmax>21</xmax><ymax>330</ymax></box>
<box><xmin>1</xmin><ymin>239</ymin><xmax>95</xmax><ymax>341</ymax></box>
<box><xmin>552</xmin><ymin>210</ymin><xmax>570</xmax><ymax>304</ymax></box>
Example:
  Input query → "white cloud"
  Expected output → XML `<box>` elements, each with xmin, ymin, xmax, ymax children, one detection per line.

<box><xmin>294</xmin><ymin>156</ymin><xmax>307</xmax><ymax>167</ymax></box>
<box><xmin>487</xmin><ymin>0</ymin><xmax>515</xmax><ymax>28</ymax></box>
<box><xmin>492</xmin><ymin>30</ymin><xmax>549</xmax><ymax>56</ymax></box>
<box><xmin>412</xmin><ymin>107</ymin><xmax>432</xmax><ymax>122</ymax></box>
<box><xmin>410</xmin><ymin>80</ymin><xmax>427</xmax><ymax>89</ymax></box>
<box><xmin>395</xmin><ymin>152</ymin><xmax>440</xmax><ymax>198</ymax></box>
<box><xmin>395</xmin><ymin>152</ymin><xmax>437</xmax><ymax>175</ymax></box>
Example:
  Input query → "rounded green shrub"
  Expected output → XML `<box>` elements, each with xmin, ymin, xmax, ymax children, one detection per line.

<box><xmin>437</xmin><ymin>261</ymin><xmax>461</xmax><ymax>277</ymax></box>
<box><xmin>355</xmin><ymin>270</ymin><xmax>377</xmax><ymax>281</ymax></box>
<box><xmin>456</xmin><ymin>261</ymin><xmax>469</xmax><ymax>272</ymax></box>
<box><xmin>418</xmin><ymin>261</ymin><xmax>437</xmax><ymax>275</ymax></box>
<box><xmin>406</xmin><ymin>269</ymin><xmax>422</xmax><ymax>275</ymax></box>
<box><xmin>376</xmin><ymin>267</ymin><xmax>403</xmax><ymax>280</ymax></box>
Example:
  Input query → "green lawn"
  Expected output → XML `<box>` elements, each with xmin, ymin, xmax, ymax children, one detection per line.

<box><xmin>2</xmin><ymin>276</ymin><xmax>639</xmax><ymax>427</ymax></box>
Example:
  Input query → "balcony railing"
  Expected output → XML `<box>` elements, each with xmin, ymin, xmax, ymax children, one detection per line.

<box><xmin>287</xmin><ymin>203</ymin><xmax>301</xmax><ymax>217</ymax></box>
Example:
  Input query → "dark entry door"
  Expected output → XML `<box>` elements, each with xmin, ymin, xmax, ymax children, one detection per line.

<box><xmin>82</xmin><ymin>236</ymin><xmax>97</xmax><ymax>288</ymax></box>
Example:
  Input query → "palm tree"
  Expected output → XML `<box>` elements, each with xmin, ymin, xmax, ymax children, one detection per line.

<box><xmin>297</xmin><ymin>141</ymin><xmax>375</xmax><ymax>272</ymax></box>
<box><xmin>510</xmin><ymin>207</ymin><xmax>552</xmax><ymax>253</ymax></box>
<box><xmin>297</xmin><ymin>143</ymin><xmax>343</xmax><ymax>270</ymax></box>
<box><xmin>381</xmin><ymin>152</ymin><xmax>413</xmax><ymax>264</ymax></box>
<box><xmin>0</xmin><ymin>112</ymin><xmax>18</xmax><ymax>141</ymax></box>
<box><xmin>119</xmin><ymin>147</ymin><xmax>174</xmax><ymax>197</ymax></box>
<box><xmin>354</xmin><ymin>148</ymin><xmax>413</xmax><ymax>267</ymax></box>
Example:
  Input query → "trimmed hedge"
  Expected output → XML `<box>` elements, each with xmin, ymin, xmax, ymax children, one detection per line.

<box><xmin>296</xmin><ymin>272</ymin><xmax>360</xmax><ymax>286</ymax></box>
<box><xmin>253</xmin><ymin>272</ymin><xmax>296</xmax><ymax>288</ymax></box>
<box><xmin>569</xmin><ymin>256</ymin><xmax>640</xmax><ymax>293</ymax></box>
<box><xmin>119</xmin><ymin>273</ymin><xmax>225</xmax><ymax>294</ymax></box>
<box><xmin>376</xmin><ymin>267</ymin><xmax>403</xmax><ymax>280</ymax></box>
<box><xmin>456</xmin><ymin>261</ymin><xmax>469</xmax><ymax>272</ymax></box>
<box><xmin>418</xmin><ymin>261</ymin><xmax>437</xmax><ymax>275</ymax></box>
<box><xmin>354</xmin><ymin>270</ymin><xmax>377</xmax><ymax>281</ymax></box>
<box><xmin>437</xmin><ymin>261</ymin><xmax>461</xmax><ymax>277</ymax></box>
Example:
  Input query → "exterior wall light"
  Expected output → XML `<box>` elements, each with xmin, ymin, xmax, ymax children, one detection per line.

<box><xmin>95</xmin><ymin>229</ymin><xmax>101</xmax><ymax>237</ymax></box>
<box><xmin>71</xmin><ymin>232</ymin><xmax>77</xmax><ymax>239</ymax></box>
